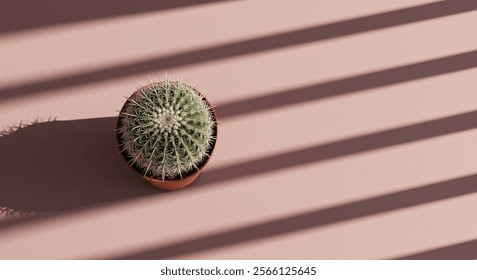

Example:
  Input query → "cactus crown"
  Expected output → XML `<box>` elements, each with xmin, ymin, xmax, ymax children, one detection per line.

<box><xmin>117</xmin><ymin>80</ymin><xmax>216</xmax><ymax>180</ymax></box>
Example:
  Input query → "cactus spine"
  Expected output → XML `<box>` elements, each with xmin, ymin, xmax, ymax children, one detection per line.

<box><xmin>118</xmin><ymin>80</ymin><xmax>216</xmax><ymax>180</ymax></box>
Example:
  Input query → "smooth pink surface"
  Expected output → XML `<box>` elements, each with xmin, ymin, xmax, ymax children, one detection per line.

<box><xmin>0</xmin><ymin>0</ymin><xmax>477</xmax><ymax>259</ymax></box>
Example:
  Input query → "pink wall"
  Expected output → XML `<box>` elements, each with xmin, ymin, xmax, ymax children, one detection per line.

<box><xmin>0</xmin><ymin>0</ymin><xmax>476</xmax><ymax>259</ymax></box>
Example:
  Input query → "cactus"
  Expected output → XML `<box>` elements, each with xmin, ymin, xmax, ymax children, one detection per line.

<box><xmin>117</xmin><ymin>80</ymin><xmax>216</xmax><ymax>180</ymax></box>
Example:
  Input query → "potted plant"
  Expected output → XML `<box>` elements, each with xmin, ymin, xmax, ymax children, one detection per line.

<box><xmin>116</xmin><ymin>80</ymin><xmax>217</xmax><ymax>190</ymax></box>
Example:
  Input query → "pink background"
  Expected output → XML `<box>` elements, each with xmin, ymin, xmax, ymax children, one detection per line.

<box><xmin>0</xmin><ymin>0</ymin><xmax>476</xmax><ymax>259</ymax></box>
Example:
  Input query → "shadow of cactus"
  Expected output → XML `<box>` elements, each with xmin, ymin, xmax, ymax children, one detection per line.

<box><xmin>0</xmin><ymin>117</ymin><xmax>162</xmax><ymax>215</ymax></box>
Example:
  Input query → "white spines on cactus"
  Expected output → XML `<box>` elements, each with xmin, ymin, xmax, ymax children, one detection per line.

<box><xmin>118</xmin><ymin>80</ymin><xmax>216</xmax><ymax>180</ymax></box>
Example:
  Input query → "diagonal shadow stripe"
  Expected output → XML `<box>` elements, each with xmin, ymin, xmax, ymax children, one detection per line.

<box><xmin>0</xmin><ymin>0</ymin><xmax>229</xmax><ymax>34</ymax></box>
<box><xmin>395</xmin><ymin>239</ymin><xmax>477</xmax><ymax>260</ymax></box>
<box><xmin>113</xmin><ymin>174</ymin><xmax>477</xmax><ymax>259</ymax></box>
<box><xmin>1</xmin><ymin>0</ymin><xmax>477</xmax><ymax>101</ymax></box>
<box><xmin>217</xmin><ymin>50</ymin><xmax>477</xmax><ymax>119</ymax></box>
<box><xmin>196</xmin><ymin>110</ymin><xmax>477</xmax><ymax>187</ymax></box>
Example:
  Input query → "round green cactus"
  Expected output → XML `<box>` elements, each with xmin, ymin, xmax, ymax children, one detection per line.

<box><xmin>117</xmin><ymin>80</ymin><xmax>216</xmax><ymax>180</ymax></box>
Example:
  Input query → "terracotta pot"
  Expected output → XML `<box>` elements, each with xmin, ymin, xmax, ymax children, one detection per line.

<box><xmin>142</xmin><ymin>158</ymin><xmax>208</xmax><ymax>191</ymax></box>
<box><xmin>116</xmin><ymin>83</ymin><xmax>218</xmax><ymax>191</ymax></box>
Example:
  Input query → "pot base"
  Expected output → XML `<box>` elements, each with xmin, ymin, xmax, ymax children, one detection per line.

<box><xmin>143</xmin><ymin>170</ymin><xmax>202</xmax><ymax>191</ymax></box>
